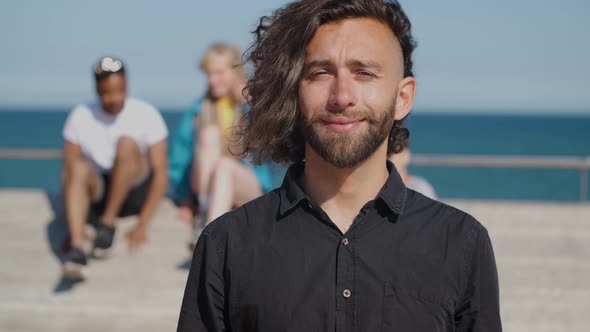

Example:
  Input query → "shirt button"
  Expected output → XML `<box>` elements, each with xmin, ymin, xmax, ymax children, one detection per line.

<box><xmin>343</xmin><ymin>289</ymin><xmax>352</xmax><ymax>299</ymax></box>
<box><xmin>341</xmin><ymin>238</ymin><xmax>349</xmax><ymax>246</ymax></box>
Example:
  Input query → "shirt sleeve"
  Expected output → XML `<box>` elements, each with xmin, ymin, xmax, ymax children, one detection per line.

<box><xmin>145</xmin><ymin>106</ymin><xmax>169</xmax><ymax>145</ymax></box>
<box><xmin>177</xmin><ymin>226</ymin><xmax>227</xmax><ymax>332</ymax></box>
<box><xmin>455</xmin><ymin>227</ymin><xmax>503</xmax><ymax>331</ymax></box>
<box><xmin>63</xmin><ymin>107</ymin><xmax>80</xmax><ymax>144</ymax></box>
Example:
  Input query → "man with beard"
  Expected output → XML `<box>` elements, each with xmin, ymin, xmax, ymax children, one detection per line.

<box><xmin>177</xmin><ymin>0</ymin><xmax>502</xmax><ymax>331</ymax></box>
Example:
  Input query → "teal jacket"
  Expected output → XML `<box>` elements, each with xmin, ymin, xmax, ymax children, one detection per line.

<box><xmin>167</xmin><ymin>98</ymin><xmax>276</xmax><ymax>204</ymax></box>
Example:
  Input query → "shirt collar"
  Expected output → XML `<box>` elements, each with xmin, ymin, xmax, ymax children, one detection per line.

<box><xmin>279</xmin><ymin>162</ymin><xmax>308</xmax><ymax>216</ymax></box>
<box><xmin>378</xmin><ymin>160</ymin><xmax>408</xmax><ymax>215</ymax></box>
<box><xmin>278</xmin><ymin>160</ymin><xmax>407</xmax><ymax>217</ymax></box>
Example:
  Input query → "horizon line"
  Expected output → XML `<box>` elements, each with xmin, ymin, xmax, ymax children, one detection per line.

<box><xmin>0</xmin><ymin>106</ymin><xmax>589</xmax><ymax>116</ymax></box>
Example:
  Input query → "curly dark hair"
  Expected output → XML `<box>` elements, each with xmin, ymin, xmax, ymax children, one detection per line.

<box><xmin>238</xmin><ymin>0</ymin><xmax>416</xmax><ymax>164</ymax></box>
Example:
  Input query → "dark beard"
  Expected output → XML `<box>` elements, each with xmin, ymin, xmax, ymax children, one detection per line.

<box><xmin>302</xmin><ymin>101</ymin><xmax>395</xmax><ymax>168</ymax></box>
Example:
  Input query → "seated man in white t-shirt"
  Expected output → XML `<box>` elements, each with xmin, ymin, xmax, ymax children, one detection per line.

<box><xmin>61</xmin><ymin>56</ymin><xmax>169</xmax><ymax>280</ymax></box>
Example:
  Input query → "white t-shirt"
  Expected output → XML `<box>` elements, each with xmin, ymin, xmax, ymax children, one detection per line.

<box><xmin>407</xmin><ymin>176</ymin><xmax>437</xmax><ymax>200</ymax></box>
<box><xmin>63</xmin><ymin>97</ymin><xmax>168</xmax><ymax>173</ymax></box>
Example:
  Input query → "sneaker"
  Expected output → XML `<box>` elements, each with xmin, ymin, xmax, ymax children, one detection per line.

<box><xmin>92</xmin><ymin>223</ymin><xmax>116</xmax><ymax>259</ymax></box>
<box><xmin>62</xmin><ymin>247</ymin><xmax>88</xmax><ymax>281</ymax></box>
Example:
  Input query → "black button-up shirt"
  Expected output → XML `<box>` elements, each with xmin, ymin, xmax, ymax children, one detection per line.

<box><xmin>178</xmin><ymin>162</ymin><xmax>502</xmax><ymax>331</ymax></box>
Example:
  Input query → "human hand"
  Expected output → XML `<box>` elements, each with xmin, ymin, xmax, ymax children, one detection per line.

<box><xmin>126</xmin><ymin>224</ymin><xmax>148</xmax><ymax>251</ymax></box>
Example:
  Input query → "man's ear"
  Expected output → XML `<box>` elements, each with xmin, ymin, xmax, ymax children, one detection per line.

<box><xmin>394</xmin><ymin>76</ymin><xmax>416</xmax><ymax>120</ymax></box>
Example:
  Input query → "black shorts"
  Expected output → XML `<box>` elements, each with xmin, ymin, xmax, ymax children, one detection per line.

<box><xmin>90</xmin><ymin>171</ymin><xmax>153</xmax><ymax>218</ymax></box>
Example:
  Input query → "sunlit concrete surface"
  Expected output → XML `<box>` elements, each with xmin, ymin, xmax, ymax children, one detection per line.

<box><xmin>0</xmin><ymin>190</ymin><xmax>588</xmax><ymax>332</ymax></box>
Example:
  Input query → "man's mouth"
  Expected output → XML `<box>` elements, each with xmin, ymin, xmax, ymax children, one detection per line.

<box><xmin>321</xmin><ymin>116</ymin><xmax>365</xmax><ymax>133</ymax></box>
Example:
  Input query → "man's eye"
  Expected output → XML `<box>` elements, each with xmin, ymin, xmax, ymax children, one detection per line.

<box><xmin>357</xmin><ymin>71</ymin><xmax>375</xmax><ymax>77</ymax></box>
<box><xmin>312</xmin><ymin>70</ymin><xmax>330</xmax><ymax>77</ymax></box>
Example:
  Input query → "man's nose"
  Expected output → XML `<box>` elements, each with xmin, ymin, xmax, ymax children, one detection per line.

<box><xmin>327</xmin><ymin>73</ymin><xmax>357</xmax><ymax>111</ymax></box>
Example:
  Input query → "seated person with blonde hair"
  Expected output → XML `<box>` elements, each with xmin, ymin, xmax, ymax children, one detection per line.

<box><xmin>168</xmin><ymin>43</ymin><xmax>273</xmax><ymax>248</ymax></box>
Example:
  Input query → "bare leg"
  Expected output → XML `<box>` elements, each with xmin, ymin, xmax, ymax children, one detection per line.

<box><xmin>232</xmin><ymin>163</ymin><xmax>264</xmax><ymax>207</ymax></box>
<box><xmin>206</xmin><ymin>157</ymin><xmax>263</xmax><ymax>223</ymax></box>
<box><xmin>177</xmin><ymin>197</ymin><xmax>197</xmax><ymax>225</ymax></box>
<box><xmin>191</xmin><ymin>125</ymin><xmax>223</xmax><ymax>201</ymax></box>
<box><xmin>206</xmin><ymin>157</ymin><xmax>234</xmax><ymax>223</ymax></box>
<box><xmin>100</xmin><ymin>136</ymin><xmax>148</xmax><ymax>226</ymax></box>
<box><xmin>62</xmin><ymin>159</ymin><xmax>101</xmax><ymax>249</ymax></box>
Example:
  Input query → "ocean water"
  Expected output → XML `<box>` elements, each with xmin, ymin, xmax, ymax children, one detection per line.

<box><xmin>1</xmin><ymin>109</ymin><xmax>589</xmax><ymax>201</ymax></box>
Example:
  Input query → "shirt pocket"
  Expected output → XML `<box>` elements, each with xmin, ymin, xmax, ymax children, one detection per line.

<box><xmin>381</xmin><ymin>282</ymin><xmax>454</xmax><ymax>332</ymax></box>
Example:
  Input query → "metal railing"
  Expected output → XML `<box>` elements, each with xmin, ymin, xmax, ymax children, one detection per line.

<box><xmin>1</xmin><ymin>148</ymin><xmax>589</xmax><ymax>201</ymax></box>
<box><xmin>411</xmin><ymin>154</ymin><xmax>590</xmax><ymax>202</ymax></box>
<box><xmin>0</xmin><ymin>148</ymin><xmax>62</xmax><ymax>160</ymax></box>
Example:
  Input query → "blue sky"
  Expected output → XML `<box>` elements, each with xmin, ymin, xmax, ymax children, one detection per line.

<box><xmin>1</xmin><ymin>0</ymin><xmax>589</xmax><ymax>112</ymax></box>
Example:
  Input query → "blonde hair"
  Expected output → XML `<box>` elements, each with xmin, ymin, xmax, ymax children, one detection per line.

<box><xmin>199</xmin><ymin>42</ymin><xmax>247</xmax><ymax>80</ymax></box>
